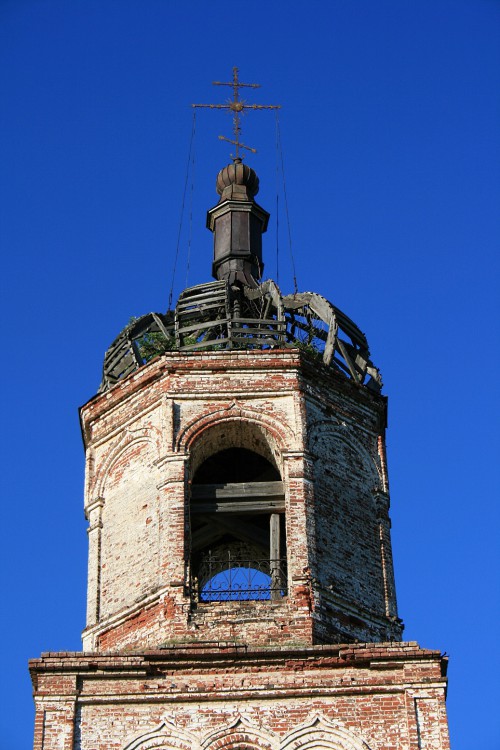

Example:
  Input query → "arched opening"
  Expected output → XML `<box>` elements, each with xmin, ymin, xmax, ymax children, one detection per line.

<box><xmin>190</xmin><ymin>447</ymin><xmax>287</xmax><ymax>602</ymax></box>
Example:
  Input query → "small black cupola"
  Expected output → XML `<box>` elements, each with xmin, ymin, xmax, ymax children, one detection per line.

<box><xmin>207</xmin><ymin>158</ymin><xmax>269</xmax><ymax>288</ymax></box>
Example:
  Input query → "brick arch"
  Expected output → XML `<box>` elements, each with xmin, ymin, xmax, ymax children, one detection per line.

<box><xmin>177</xmin><ymin>402</ymin><xmax>290</xmax><ymax>479</ymax></box>
<box><xmin>308</xmin><ymin>420</ymin><xmax>382</xmax><ymax>490</ymax></box>
<box><xmin>122</xmin><ymin>719</ymin><xmax>197</xmax><ymax>750</ymax></box>
<box><xmin>94</xmin><ymin>430</ymin><xmax>159</xmax><ymax>499</ymax></box>
<box><xmin>281</xmin><ymin>715</ymin><xmax>372</xmax><ymax>750</ymax></box>
<box><xmin>201</xmin><ymin>717</ymin><xmax>277</xmax><ymax>750</ymax></box>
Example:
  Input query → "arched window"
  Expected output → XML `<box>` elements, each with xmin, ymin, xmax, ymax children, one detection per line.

<box><xmin>190</xmin><ymin>447</ymin><xmax>286</xmax><ymax>602</ymax></box>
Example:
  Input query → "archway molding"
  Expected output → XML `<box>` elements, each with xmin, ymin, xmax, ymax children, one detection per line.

<box><xmin>281</xmin><ymin>714</ymin><xmax>372</xmax><ymax>750</ymax></box>
<box><xmin>201</xmin><ymin>715</ymin><xmax>277</xmax><ymax>750</ymax></box>
<box><xmin>94</xmin><ymin>429</ymin><xmax>159</xmax><ymax>499</ymax></box>
<box><xmin>178</xmin><ymin>402</ymin><xmax>290</xmax><ymax>479</ymax></box>
<box><xmin>308</xmin><ymin>420</ymin><xmax>382</xmax><ymax>490</ymax></box>
<box><xmin>122</xmin><ymin>718</ymin><xmax>197</xmax><ymax>750</ymax></box>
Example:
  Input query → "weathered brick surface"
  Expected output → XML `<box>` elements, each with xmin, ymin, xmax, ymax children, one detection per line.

<box><xmin>30</xmin><ymin>348</ymin><xmax>450</xmax><ymax>748</ymax></box>
<box><xmin>79</xmin><ymin>349</ymin><xmax>401</xmax><ymax>652</ymax></box>
<box><xmin>29</xmin><ymin>643</ymin><xmax>450</xmax><ymax>750</ymax></box>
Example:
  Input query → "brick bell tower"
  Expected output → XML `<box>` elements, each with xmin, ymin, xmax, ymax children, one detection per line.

<box><xmin>30</xmin><ymin>77</ymin><xmax>450</xmax><ymax>750</ymax></box>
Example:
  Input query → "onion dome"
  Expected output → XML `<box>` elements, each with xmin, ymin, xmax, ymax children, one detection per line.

<box><xmin>216</xmin><ymin>158</ymin><xmax>260</xmax><ymax>201</ymax></box>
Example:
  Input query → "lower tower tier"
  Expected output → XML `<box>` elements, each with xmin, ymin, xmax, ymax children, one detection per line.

<box><xmin>30</xmin><ymin>642</ymin><xmax>450</xmax><ymax>750</ymax></box>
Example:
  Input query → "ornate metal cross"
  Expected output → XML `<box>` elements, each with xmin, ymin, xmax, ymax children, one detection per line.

<box><xmin>193</xmin><ymin>67</ymin><xmax>281</xmax><ymax>160</ymax></box>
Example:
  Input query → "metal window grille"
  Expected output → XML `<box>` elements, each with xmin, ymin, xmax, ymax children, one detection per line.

<box><xmin>193</xmin><ymin>551</ymin><xmax>287</xmax><ymax>602</ymax></box>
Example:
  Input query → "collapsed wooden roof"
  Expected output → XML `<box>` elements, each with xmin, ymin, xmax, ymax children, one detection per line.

<box><xmin>99</xmin><ymin>279</ymin><xmax>381</xmax><ymax>393</ymax></box>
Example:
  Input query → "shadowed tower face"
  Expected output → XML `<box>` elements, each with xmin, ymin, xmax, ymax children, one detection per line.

<box><xmin>29</xmin><ymin>72</ymin><xmax>450</xmax><ymax>750</ymax></box>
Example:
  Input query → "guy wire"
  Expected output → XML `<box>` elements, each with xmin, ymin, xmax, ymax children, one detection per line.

<box><xmin>185</xmin><ymin>116</ymin><xmax>196</xmax><ymax>289</ymax></box>
<box><xmin>168</xmin><ymin>110</ymin><xmax>196</xmax><ymax>311</ymax></box>
<box><xmin>276</xmin><ymin>112</ymin><xmax>298</xmax><ymax>294</ymax></box>
<box><xmin>275</xmin><ymin>112</ymin><xmax>280</xmax><ymax>286</ymax></box>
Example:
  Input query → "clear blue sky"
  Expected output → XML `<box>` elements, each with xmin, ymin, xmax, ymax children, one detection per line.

<box><xmin>1</xmin><ymin>2</ymin><xmax>499</xmax><ymax>748</ymax></box>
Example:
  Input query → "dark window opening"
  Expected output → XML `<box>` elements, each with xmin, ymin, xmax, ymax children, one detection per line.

<box><xmin>193</xmin><ymin>448</ymin><xmax>280</xmax><ymax>483</ymax></box>
<box><xmin>190</xmin><ymin>448</ymin><xmax>286</xmax><ymax>602</ymax></box>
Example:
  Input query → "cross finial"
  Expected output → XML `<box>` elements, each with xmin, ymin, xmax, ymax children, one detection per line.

<box><xmin>193</xmin><ymin>67</ymin><xmax>281</xmax><ymax>160</ymax></box>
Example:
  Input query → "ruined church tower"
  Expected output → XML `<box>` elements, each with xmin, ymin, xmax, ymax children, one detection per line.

<box><xmin>30</xmin><ymin>74</ymin><xmax>450</xmax><ymax>750</ymax></box>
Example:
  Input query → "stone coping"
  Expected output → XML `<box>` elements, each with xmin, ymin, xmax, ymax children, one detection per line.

<box><xmin>30</xmin><ymin>641</ymin><xmax>446</xmax><ymax>672</ymax></box>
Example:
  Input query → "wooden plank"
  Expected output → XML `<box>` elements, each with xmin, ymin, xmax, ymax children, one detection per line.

<box><xmin>285</xmin><ymin>316</ymin><xmax>329</xmax><ymax>343</ymax></box>
<box><xmin>230</xmin><ymin>327</ymin><xmax>281</xmax><ymax>335</ymax></box>
<box><xmin>178</xmin><ymin>280</ymin><xmax>226</xmax><ymax>295</ymax></box>
<box><xmin>231</xmin><ymin>317</ymin><xmax>283</xmax><ymax>326</ymax></box>
<box><xmin>178</xmin><ymin>319</ymin><xmax>228</xmax><ymax>335</ymax></box>
<box><xmin>191</xmin><ymin>498</ymin><xmax>285</xmax><ymax>514</ymax></box>
<box><xmin>231</xmin><ymin>336</ymin><xmax>283</xmax><ymax>346</ymax></box>
<box><xmin>270</xmin><ymin>514</ymin><xmax>280</xmax><ymax>560</ymax></box>
<box><xmin>332</xmin><ymin>308</ymin><xmax>368</xmax><ymax>347</ymax></box>
<box><xmin>323</xmin><ymin>316</ymin><xmax>337</xmax><ymax>366</ymax></box>
<box><xmin>331</xmin><ymin>354</ymin><xmax>353</xmax><ymax>377</ymax></box>
<box><xmin>270</xmin><ymin>513</ymin><xmax>281</xmax><ymax>601</ymax></box>
<box><xmin>336</xmin><ymin>338</ymin><xmax>362</xmax><ymax>383</ymax></box>
<box><xmin>282</xmin><ymin>293</ymin><xmax>312</xmax><ymax>309</ymax></box>
<box><xmin>191</xmin><ymin>481</ymin><xmax>283</xmax><ymax>500</ymax></box>
<box><xmin>177</xmin><ymin>307</ymin><xmax>226</xmax><ymax>323</ymax></box>
<box><xmin>177</xmin><ymin>296</ymin><xmax>227</xmax><ymax>311</ymax></box>
<box><xmin>178</xmin><ymin>282</ymin><xmax>227</xmax><ymax>299</ymax></box>
<box><xmin>308</xmin><ymin>293</ymin><xmax>335</xmax><ymax>324</ymax></box>
<box><xmin>177</xmin><ymin>289</ymin><xmax>227</xmax><ymax>301</ymax></box>
<box><xmin>180</xmin><ymin>338</ymin><xmax>230</xmax><ymax>351</ymax></box>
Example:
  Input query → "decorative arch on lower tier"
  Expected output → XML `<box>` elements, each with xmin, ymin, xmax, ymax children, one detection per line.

<box><xmin>201</xmin><ymin>716</ymin><xmax>277</xmax><ymax>750</ymax></box>
<box><xmin>122</xmin><ymin>718</ymin><xmax>197</xmax><ymax>750</ymax></box>
<box><xmin>281</xmin><ymin>715</ymin><xmax>372</xmax><ymax>750</ymax></box>
<box><xmin>121</xmin><ymin>715</ymin><xmax>372</xmax><ymax>750</ymax></box>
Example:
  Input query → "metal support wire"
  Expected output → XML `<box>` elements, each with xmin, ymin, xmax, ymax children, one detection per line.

<box><xmin>275</xmin><ymin>113</ymin><xmax>280</xmax><ymax>285</ymax></box>
<box><xmin>168</xmin><ymin>110</ymin><xmax>196</xmax><ymax>311</ymax></box>
<box><xmin>275</xmin><ymin>112</ymin><xmax>298</xmax><ymax>294</ymax></box>
<box><xmin>185</xmin><ymin>117</ymin><xmax>196</xmax><ymax>289</ymax></box>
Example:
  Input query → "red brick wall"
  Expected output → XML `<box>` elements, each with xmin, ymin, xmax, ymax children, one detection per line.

<box><xmin>30</xmin><ymin>643</ymin><xmax>450</xmax><ymax>750</ymax></box>
<box><xmin>80</xmin><ymin>350</ymin><xmax>400</xmax><ymax>652</ymax></box>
